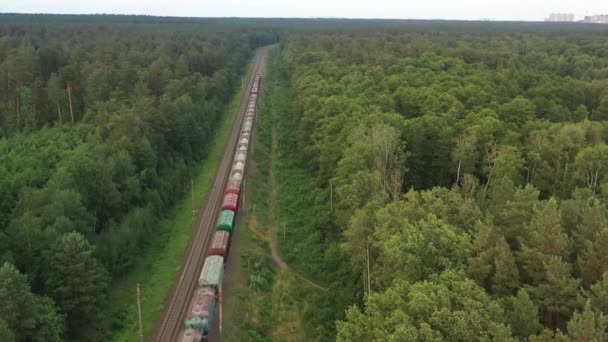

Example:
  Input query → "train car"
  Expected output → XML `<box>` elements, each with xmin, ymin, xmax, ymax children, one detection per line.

<box><xmin>199</xmin><ymin>255</ymin><xmax>224</xmax><ymax>288</ymax></box>
<box><xmin>178</xmin><ymin>328</ymin><xmax>203</xmax><ymax>342</ymax></box>
<box><xmin>184</xmin><ymin>287</ymin><xmax>216</xmax><ymax>338</ymax></box>
<box><xmin>221</xmin><ymin>193</ymin><xmax>239</xmax><ymax>212</ymax></box>
<box><xmin>234</xmin><ymin>151</ymin><xmax>247</xmax><ymax>163</ymax></box>
<box><xmin>216</xmin><ymin>209</ymin><xmax>235</xmax><ymax>232</ymax></box>
<box><xmin>232</xmin><ymin>161</ymin><xmax>245</xmax><ymax>175</ymax></box>
<box><xmin>208</xmin><ymin>230</ymin><xmax>231</xmax><ymax>257</ymax></box>
<box><xmin>237</xmin><ymin>144</ymin><xmax>248</xmax><ymax>153</ymax></box>
<box><xmin>230</xmin><ymin>171</ymin><xmax>243</xmax><ymax>182</ymax></box>
<box><xmin>237</xmin><ymin>141</ymin><xmax>248</xmax><ymax>150</ymax></box>
<box><xmin>226</xmin><ymin>179</ymin><xmax>241</xmax><ymax>195</ymax></box>
<box><xmin>226</xmin><ymin>176</ymin><xmax>241</xmax><ymax>189</ymax></box>
<box><xmin>178</xmin><ymin>72</ymin><xmax>261</xmax><ymax>342</ymax></box>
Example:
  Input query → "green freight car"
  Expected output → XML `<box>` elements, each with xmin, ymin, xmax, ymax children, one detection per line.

<box><xmin>216</xmin><ymin>210</ymin><xmax>235</xmax><ymax>232</ymax></box>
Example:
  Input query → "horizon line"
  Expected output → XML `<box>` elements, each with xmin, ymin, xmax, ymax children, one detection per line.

<box><xmin>0</xmin><ymin>12</ymin><xmax>596</xmax><ymax>23</ymax></box>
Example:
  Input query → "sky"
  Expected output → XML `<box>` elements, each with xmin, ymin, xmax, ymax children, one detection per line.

<box><xmin>1</xmin><ymin>0</ymin><xmax>607</xmax><ymax>21</ymax></box>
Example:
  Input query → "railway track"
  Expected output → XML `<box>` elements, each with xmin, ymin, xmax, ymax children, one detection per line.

<box><xmin>153</xmin><ymin>47</ymin><xmax>269</xmax><ymax>342</ymax></box>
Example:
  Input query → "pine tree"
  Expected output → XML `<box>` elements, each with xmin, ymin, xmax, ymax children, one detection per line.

<box><xmin>491</xmin><ymin>238</ymin><xmax>520</xmax><ymax>296</ymax></box>
<box><xmin>469</xmin><ymin>221</ymin><xmax>499</xmax><ymax>290</ymax></box>
<box><xmin>32</xmin><ymin>296</ymin><xmax>64</xmax><ymax>342</ymax></box>
<box><xmin>520</xmin><ymin>199</ymin><xmax>570</xmax><ymax>284</ymax></box>
<box><xmin>589</xmin><ymin>272</ymin><xmax>608</xmax><ymax>314</ymax></box>
<box><xmin>566</xmin><ymin>301</ymin><xmax>608</xmax><ymax>341</ymax></box>
<box><xmin>0</xmin><ymin>262</ymin><xmax>36</xmax><ymax>339</ymax></box>
<box><xmin>578</xmin><ymin>227</ymin><xmax>608</xmax><ymax>288</ymax></box>
<box><xmin>0</xmin><ymin>319</ymin><xmax>15</xmax><ymax>342</ymax></box>
<box><xmin>45</xmin><ymin>232</ymin><xmax>108</xmax><ymax>331</ymax></box>
<box><xmin>507</xmin><ymin>289</ymin><xmax>543</xmax><ymax>339</ymax></box>
<box><xmin>527</xmin><ymin>256</ymin><xmax>580</xmax><ymax>329</ymax></box>
<box><xmin>47</xmin><ymin>73</ymin><xmax>64</xmax><ymax>125</ymax></box>
<box><xmin>572</xmin><ymin>104</ymin><xmax>589</xmax><ymax>122</ymax></box>
<box><xmin>18</xmin><ymin>86</ymin><xmax>35</xmax><ymax>130</ymax></box>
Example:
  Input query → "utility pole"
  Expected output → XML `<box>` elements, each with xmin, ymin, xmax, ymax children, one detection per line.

<box><xmin>219</xmin><ymin>285</ymin><xmax>223</xmax><ymax>337</ymax></box>
<box><xmin>366</xmin><ymin>240</ymin><xmax>371</xmax><ymax>295</ymax></box>
<box><xmin>137</xmin><ymin>283</ymin><xmax>143</xmax><ymax>342</ymax></box>
<box><xmin>289</xmin><ymin>326</ymin><xmax>297</xmax><ymax>342</ymax></box>
<box><xmin>191</xmin><ymin>178</ymin><xmax>195</xmax><ymax>216</ymax></box>
<box><xmin>330</xmin><ymin>181</ymin><xmax>333</xmax><ymax>215</ymax></box>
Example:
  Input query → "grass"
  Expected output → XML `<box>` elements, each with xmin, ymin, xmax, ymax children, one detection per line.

<box><xmin>220</xmin><ymin>47</ymin><xmax>320</xmax><ymax>342</ymax></box>
<box><xmin>223</xmin><ymin>47</ymin><xmax>358</xmax><ymax>342</ymax></box>
<box><xmin>102</xmin><ymin>56</ymin><xmax>256</xmax><ymax>342</ymax></box>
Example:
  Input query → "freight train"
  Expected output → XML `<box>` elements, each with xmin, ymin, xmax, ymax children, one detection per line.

<box><xmin>177</xmin><ymin>73</ymin><xmax>262</xmax><ymax>341</ymax></box>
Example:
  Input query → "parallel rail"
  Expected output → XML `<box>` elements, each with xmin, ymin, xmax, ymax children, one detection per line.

<box><xmin>153</xmin><ymin>48</ymin><xmax>268</xmax><ymax>342</ymax></box>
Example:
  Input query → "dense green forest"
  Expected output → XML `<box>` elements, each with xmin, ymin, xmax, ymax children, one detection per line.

<box><xmin>0</xmin><ymin>14</ymin><xmax>277</xmax><ymax>340</ymax></box>
<box><xmin>275</xmin><ymin>23</ymin><xmax>608</xmax><ymax>340</ymax></box>
<box><xmin>4</xmin><ymin>13</ymin><xmax>608</xmax><ymax>341</ymax></box>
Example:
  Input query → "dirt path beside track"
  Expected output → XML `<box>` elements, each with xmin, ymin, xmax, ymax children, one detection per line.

<box><xmin>268</xmin><ymin>121</ymin><xmax>326</xmax><ymax>292</ymax></box>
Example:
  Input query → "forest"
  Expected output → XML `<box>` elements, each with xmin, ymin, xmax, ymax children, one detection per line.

<box><xmin>3</xmin><ymin>13</ymin><xmax>608</xmax><ymax>341</ymax></box>
<box><xmin>0</xmin><ymin>14</ymin><xmax>277</xmax><ymax>340</ymax></box>
<box><xmin>275</xmin><ymin>21</ymin><xmax>608</xmax><ymax>340</ymax></box>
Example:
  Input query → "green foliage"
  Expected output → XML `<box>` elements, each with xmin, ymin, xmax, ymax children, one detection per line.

<box><xmin>0</xmin><ymin>262</ymin><xmax>36</xmax><ymax>338</ymax></box>
<box><xmin>373</xmin><ymin>211</ymin><xmax>472</xmax><ymax>284</ymax></box>
<box><xmin>505</xmin><ymin>289</ymin><xmax>543</xmax><ymax>338</ymax></box>
<box><xmin>32</xmin><ymin>296</ymin><xmax>65</xmax><ymax>342</ymax></box>
<box><xmin>337</xmin><ymin>271</ymin><xmax>514</xmax><ymax>341</ymax></box>
<box><xmin>46</xmin><ymin>232</ymin><xmax>108</xmax><ymax>330</ymax></box>
<box><xmin>280</xmin><ymin>21</ymin><xmax>608</xmax><ymax>340</ymax></box>
<box><xmin>234</xmin><ymin>48</ymin><xmax>359</xmax><ymax>341</ymax></box>
<box><xmin>0</xmin><ymin>262</ymin><xmax>63</xmax><ymax>341</ymax></box>
<box><xmin>566</xmin><ymin>301</ymin><xmax>608</xmax><ymax>341</ymax></box>
<box><xmin>5</xmin><ymin>14</ymin><xmax>608</xmax><ymax>340</ymax></box>
<box><xmin>0</xmin><ymin>14</ymin><xmax>278</xmax><ymax>338</ymax></box>
<box><xmin>589</xmin><ymin>272</ymin><xmax>608</xmax><ymax>314</ymax></box>
<box><xmin>0</xmin><ymin>319</ymin><xmax>15</xmax><ymax>342</ymax></box>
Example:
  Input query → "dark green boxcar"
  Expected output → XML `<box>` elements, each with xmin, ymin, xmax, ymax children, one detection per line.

<box><xmin>216</xmin><ymin>210</ymin><xmax>235</xmax><ymax>232</ymax></box>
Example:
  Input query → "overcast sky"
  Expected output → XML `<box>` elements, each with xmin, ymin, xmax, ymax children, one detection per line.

<box><xmin>1</xmin><ymin>0</ymin><xmax>607</xmax><ymax>21</ymax></box>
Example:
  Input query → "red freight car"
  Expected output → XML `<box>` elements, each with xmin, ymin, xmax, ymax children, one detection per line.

<box><xmin>208</xmin><ymin>230</ymin><xmax>231</xmax><ymax>257</ymax></box>
<box><xmin>226</xmin><ymin>179</ymin><xmax>240</xmax><ymax>195</ymax></box>
<box><xmin>221</xmin><ymin>193</ymin><xmax>239</xmax><ymax>212</ymax></box>
<box><xmin>184</xmin><ymin>287</ymin><xmax>216</xmax><ymax>337</ymax></box>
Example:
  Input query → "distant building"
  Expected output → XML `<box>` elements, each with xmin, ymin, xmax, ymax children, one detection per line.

<box><xmin>584</xmin><ymin>15</ymin><xmax>608</xmax><ymax>24</ymax></box>
<box><xmin>546</xmin><ymin>13</ymin><xmax>575</xmax><ymax>22</ymax></box>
